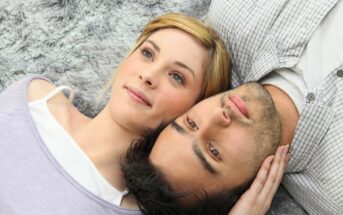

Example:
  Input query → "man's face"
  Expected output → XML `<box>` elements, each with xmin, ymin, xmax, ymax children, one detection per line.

<box><xmin>149</xmin><ymin>82</ymin><xmax>279</xmax><ymax>203</ymax></box>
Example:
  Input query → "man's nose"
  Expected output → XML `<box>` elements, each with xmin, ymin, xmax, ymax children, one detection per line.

<box><xmin>198</xmin><ymin>108</ymin><xmax>231</xmax><ymax>137</ymax></box>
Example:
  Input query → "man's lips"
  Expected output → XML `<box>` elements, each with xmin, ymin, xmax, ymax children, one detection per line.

<box><xmin>125</xmin><ymin>86</ymin><xmax>152</xmax><ymax>107</ymax></box>
<box><xmin>228</xmin><ymin>95</ymin><xmax>249</xmax><ymax>119</ymax></box>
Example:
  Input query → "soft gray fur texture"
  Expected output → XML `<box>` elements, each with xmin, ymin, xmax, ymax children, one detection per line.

<box><xmin>0</xmin><ymin>0</ymin><xmax>306</xmax><ymax>214</ymax></box>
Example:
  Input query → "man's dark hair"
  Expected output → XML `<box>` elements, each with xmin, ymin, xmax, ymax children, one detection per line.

<box><xmin>121</xmin><ymin>124</ymin><xmax>253</xmax><ymax>215</ymax></box>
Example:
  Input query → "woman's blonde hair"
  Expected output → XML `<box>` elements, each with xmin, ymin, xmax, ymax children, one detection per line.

<box><xmin>107</xmin><ymin>13</ymin><xmax>231</xmax><ymax>99</ymax></box>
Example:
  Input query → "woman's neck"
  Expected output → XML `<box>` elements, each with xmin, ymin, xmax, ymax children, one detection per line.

<box><xmin>71</xmin><ymin>104</ymin><xmax>141</xmax><ymax>191</ymax></box>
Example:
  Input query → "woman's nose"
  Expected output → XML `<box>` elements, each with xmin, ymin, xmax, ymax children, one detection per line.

<box><xmin>139</xmin><ymin>74</ymin><xmax>155</xmax><ymax>87</ymax></box>
<box><xmin>139</xmin><ymin>66</ymin><xmax>161</xmax><ymax>88</ymax></box>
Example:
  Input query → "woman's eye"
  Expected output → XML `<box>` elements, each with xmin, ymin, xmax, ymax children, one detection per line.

<box><xmin>208</xmin><ymin>143</ymin><xmax>221</xmax><ymax>160</ymax></box>
<box><xmin>186</xmin><ymin>116</ymin><xmax>198</xmax><ymax>130</ymax></box>
<box><xmin>141</xmin><ymin>48</ymin><xmax>153</xmax><ymax>60</ymax></box>
<box><xmin>169</xmin><ymin>72</ymin><xmax>185</xmax><ymax>85</ymax></box>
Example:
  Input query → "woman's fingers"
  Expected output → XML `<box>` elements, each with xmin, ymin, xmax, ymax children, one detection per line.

<box><xmin>227</xmin><ymin>145</ymin><xmax>290</xmax><ymax>215</ymax></box>
<box><xmin>247</xmin><ymin>155</ymin><xmax>274</xmax><ymax>197</ymax></box>
<box><xmin>260</xmin><ymin>145</ymin><xmax>289</xmax><ymax>202</ymax></box>
<box><xmin>228</xmin><ymin>155</ymin><xmax>274</xmax><ymax>215</ymax></box>
<box><xmin>268</xmin><ymin>145</ymin><xmax>290</xmax><ymax>200</ymax></box>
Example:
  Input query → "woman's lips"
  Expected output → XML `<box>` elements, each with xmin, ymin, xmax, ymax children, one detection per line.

<box><xmin>229</xmin><ymin>95</ymin><xmax>249</xmax><ymax>119</ymax></box>
<box><xmin>126</xmin><ymin>86</ymin><xmax>152</xmax><ymax>107</ymax></box>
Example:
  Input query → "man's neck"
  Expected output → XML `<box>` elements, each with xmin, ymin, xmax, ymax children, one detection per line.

<box><xmin>263</xmin><ymin>84</ymin><xmax>300</xmax><ymax>147</ymax></box>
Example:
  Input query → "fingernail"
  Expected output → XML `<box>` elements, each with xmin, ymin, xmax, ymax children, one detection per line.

<box><xmin>283</xmin><ymin>145</ymin><xmax>290</xmax><ymax>156</ymax></box>
<box><xmin>269</xmin><ymin>155</ymin><xmax>275</xmax><ymax>165</ymax></box>
<box><xmin>287</xmin><ymin>153</ymin><xmax>291</xmax><ymax>160</ymax></box>
<box><xmin>284</xmin><ymin>144</ymin><xmax>290</xmax><ymax>151</ymax></box>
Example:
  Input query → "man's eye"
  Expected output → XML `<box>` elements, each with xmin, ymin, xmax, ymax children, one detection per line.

<box><xmin>169</xmin><ymin>72</ymin><xmax>185</xmax><ymax>85</ymax></box>
<box><xmin>208</xmin><ymin>143</ymin><xmax>221</xmax><ymax>160</ymax></box>
<box><xmin>141</xmin><ymin>48</ymin><xmax>153</xmax><ymax>60</ymax></box>
<box><xmin>186</xmin><ymin>116</ymin><xmax>198</xmax><ymax>130</ymax></box>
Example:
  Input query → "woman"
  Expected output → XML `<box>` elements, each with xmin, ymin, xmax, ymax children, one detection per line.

<box><xmin>0</xmin><ymin>13</ymin><xmax>228</xmax><ymax>214</ymax></box>
<box><xmin>0</xmin><ymin>13</ymin><xmax>283</xmax><ymax>215</ymax></box>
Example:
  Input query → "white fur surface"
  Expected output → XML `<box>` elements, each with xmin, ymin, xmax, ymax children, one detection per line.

<box><xmin>0</xmin><ymin>0</ymin><xmax>306</xmax><ymax>214</ymax></box>
<box><xmin>0</xmin><ymin>0</ymin><xmax>211</xmax><ymax>115</ymax></box>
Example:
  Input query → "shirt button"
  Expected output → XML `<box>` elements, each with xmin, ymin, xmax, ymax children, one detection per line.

<box><xmin>337</xmin><ymin>70</ymin><xmax>343</xmax><ymax>77</ymax></box>
<box><xmin>306</xmin><ymin>93</ymin><xmax>315</xmax><ymax>103</ymax></box>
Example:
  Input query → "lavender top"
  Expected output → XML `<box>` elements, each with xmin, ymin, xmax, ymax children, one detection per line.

<box><xmin>0</xmin><ymin>76</ymin><xmax>142</xmax><ymax>215</ymax></box>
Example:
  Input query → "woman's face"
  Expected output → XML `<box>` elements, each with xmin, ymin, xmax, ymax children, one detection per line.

<box><xmin>110</xmin><ymin>28</ymin><xmax>208</xmax><ymax>134</ymax></box>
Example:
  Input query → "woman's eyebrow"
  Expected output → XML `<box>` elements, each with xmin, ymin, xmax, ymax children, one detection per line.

<box><xmin>174</xmin><ymin>61</ymin><xmax>195</xmax><ymax>79</ymax></box>
<box><xmin>146</xmin><ymin>40</ymin><xmax>160</xmax><ymax>52</ymax></box>
<box><xmin>146</xmin><ymin>40</ymin><xmax>195</xmax><ymax>79</ymax></box>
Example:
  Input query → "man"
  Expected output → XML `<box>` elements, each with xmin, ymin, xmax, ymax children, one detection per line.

<box><xmin>122</xmin><ymin>82</ymin><xmax>287</xmax><ymax>214</ymax></box>
<box><xmin>206</xmin><ymin>0</ymin><xmax>343</xmax><ymax>214</ymax></box>
<box><xmin>123</xmin><ymin>0</ymin><xmax>343</xmax><ymax>214</ymax></box>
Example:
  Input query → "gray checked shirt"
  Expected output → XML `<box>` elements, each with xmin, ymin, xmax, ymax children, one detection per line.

<box><xmin>208</xmin><ymin>0</ymin><xmax>343</xmax><ymax>214</ymax></box>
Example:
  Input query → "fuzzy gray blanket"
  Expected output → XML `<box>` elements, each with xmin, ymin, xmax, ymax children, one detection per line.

<box><xmin>0</xmin><ymin>0</ymin><xmax>306</xmax><ymax>214</ymax></box>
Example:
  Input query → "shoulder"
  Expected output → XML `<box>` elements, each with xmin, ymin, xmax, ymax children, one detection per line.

<box><xmin>28</xmin><ymin>79</ymin><xmax>73</xmax><ymax>128</ymax></box>
<box><xmin>27</xmin><ymin>78</ymin><xmax>90</xmax><ymax>132</ymax></box>
<box><xmin>27</xmin><ymin>79</ymin><xmax>69</xmax><ymax>104</ymax></box>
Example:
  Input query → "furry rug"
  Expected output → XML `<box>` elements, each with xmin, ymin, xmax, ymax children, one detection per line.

<box><xmin>0</xmin><ymin>0</ymin><xmax>306</xmax><ymax>214</ymax></box>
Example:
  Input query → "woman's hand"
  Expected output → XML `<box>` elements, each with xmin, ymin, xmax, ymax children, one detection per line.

<box><xmin>228</xmin><ymin>145</ymin><xmax>290</xmax><ymax>215</ymax></box>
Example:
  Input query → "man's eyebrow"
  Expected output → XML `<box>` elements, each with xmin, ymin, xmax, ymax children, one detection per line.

<box><xmin>171</xmin><ymin>120</ymin><xmax>218</xmax><ymax>174</ymax></box>
<box><xmin>170</xmin><ymin>120</ymin><xmax>186</xmax><ymax>133</ymax></box>
<box><xmin>192</xmin><ymin>141</ymin><xmax>218</xmax><ymax>175</ymax></box>
<box><xmin>146</xmin><ymin>40</ymin><xmax>160</xmax><ymax>52</ymax></box>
